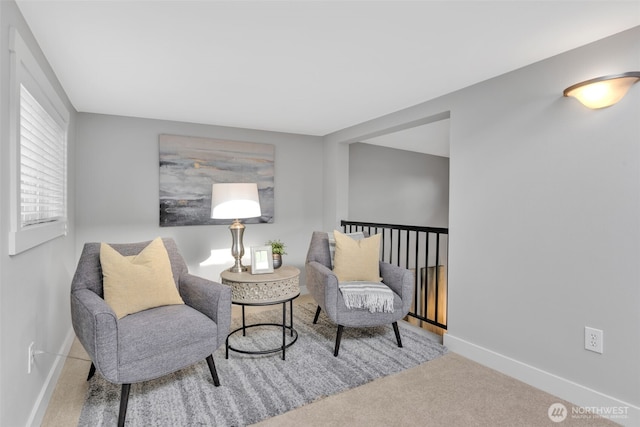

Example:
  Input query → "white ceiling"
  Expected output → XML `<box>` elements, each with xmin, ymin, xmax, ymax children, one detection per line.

<box><xmin>15</xmin><ymin>0</ymin><xmax>640</xmax><ymax>156</ymax></box>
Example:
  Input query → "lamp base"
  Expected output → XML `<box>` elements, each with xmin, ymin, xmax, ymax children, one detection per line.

<box><xmin>228</xmin><ymin>219</ymin><xmax>247</xmax><ymax>273</ymax></box>
<box><xmin>228</xmin><ymin>262</ymin><xmax>247</xmax><ymax>273</ymax></box>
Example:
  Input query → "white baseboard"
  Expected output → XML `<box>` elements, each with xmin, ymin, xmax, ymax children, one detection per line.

<box><xmin>26</xmin><ymin>328</ymin><xmax>75</xmax><ymax>427</ymax></box>
<box><xmin>444</xmin><ymin>334</ymin><xmax>639</xmax><ymax>427</ymax></box>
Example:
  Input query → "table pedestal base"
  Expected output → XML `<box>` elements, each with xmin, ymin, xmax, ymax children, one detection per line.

<box><xmin>225</xmin><ymin>297</ymin><xmax>298</xmax><ymax>360</ymax></box>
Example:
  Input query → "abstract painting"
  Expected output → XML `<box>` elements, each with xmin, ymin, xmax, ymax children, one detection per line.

<box><xmin>159</xmin><ymin>134</ymin><xmax>274</xmax><ymax>227</ymax></box>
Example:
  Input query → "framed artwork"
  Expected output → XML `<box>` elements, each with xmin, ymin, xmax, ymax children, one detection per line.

<box><xmin>159</xmin><ymin>134</ymin><xmax>275</xmax><ymax>227</ymax></box>
<box><xmin>251</xmin><ymin>246</ymin><xmax>273</xmax><ymax>274</ymax></box>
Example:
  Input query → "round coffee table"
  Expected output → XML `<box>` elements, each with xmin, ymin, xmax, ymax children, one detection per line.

<box><xmin>221</xmin><ymin>266</ymin><xmax>300</xmax><ymax>360</ymax></box>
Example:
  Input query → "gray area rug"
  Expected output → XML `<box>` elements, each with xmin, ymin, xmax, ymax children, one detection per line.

<box><xmin>78</xmin><ymin>302</ymin><xmax>447</xmax><ymax>426</ymax></box>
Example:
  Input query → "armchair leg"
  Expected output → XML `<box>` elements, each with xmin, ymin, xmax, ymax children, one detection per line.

<box><xmin>334</xmin><ymin>325</ymin><xmax>344</xmax><ymax>357</ymax></box>
<box><xmin>313</xmin><ymin>306</ymin><xmax>321</xmax><ymax>324</ymax></box>
<box><xmin>87</xmin><ymin>363</ymin><xmax>96</xmax><ymax>381</ymax></box>
<box><xmin>118</xmin><ymin>383</ymin><xmax>131</xmax><ymax>427</ymax></box>
<box><xmin>392</xmin><ymin>322</ymin><xmax>403</xmax><ymax>348</ymax></box>
<box><xmin>206</xmin><ymin>355</ymin><xmax>220</xmax><ymax>386</ymax></box>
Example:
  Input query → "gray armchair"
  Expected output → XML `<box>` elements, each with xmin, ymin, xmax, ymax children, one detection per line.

<box><xmin>305</xmin><ymin>231</ymin><xmax>414</xmax><ymax>356</ymax></box>
<box><xmin>70</xmin><ymin>238</ymin><xmax>231</xmax><ymax>427</ymax></box>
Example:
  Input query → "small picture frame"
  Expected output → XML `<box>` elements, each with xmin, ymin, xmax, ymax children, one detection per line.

<box><xmin>251</xmin><ymin>246</ymin><xmax>274</xmax><ymax>274</ymax></box>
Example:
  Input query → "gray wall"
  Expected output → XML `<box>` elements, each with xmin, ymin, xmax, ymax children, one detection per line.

<box><xmin>447</xmin><ymin>26</ymin><xmax>639</xmax><ymax>412</ymax></box>
<box><xmin>349</xmin><ymin>142</ymin><xmax>449</xmax><ymax>227</ymax></box>
<box><xmin>75</xmin><ymin>113</ymin><xmax>324</xmax><ymax>285</ymax></box>
<box><xmin>326</xmin><ymin>26</ymin><xmax>640</xmax><ymax>425</ymax></box>
<box><xmin>0</xmin><ymin>2</ymin><xmax>78</xmax><ymax>426</ymax></box>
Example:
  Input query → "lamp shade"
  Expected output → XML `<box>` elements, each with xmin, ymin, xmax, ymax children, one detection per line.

<box><xmin>563</xmin><ymin>72</ymin><xmax>640</xmax><ymax>109</ymax></box>
<box><xmin>211</xmin><ymin>183</ymin><xmax>262</xmax><ymax>219</ymax></box>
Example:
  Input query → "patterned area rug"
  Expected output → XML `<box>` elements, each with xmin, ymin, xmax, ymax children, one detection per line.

<box><xmin>78</xmin><ymin>302</ymin><xmax>447</xmax><ymax>426</ymax></box>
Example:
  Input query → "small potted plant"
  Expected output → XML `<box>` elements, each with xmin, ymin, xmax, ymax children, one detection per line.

<box><xmin>267</xmin><ymin>239</ymin><xmax>287</xmax><ymax>269</ymax></box>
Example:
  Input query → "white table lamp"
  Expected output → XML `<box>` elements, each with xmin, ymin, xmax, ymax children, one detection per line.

<box><xmin>211</xmin><ymin>183</ymin><xmax>262</xmax><ymax>272</ymax></box>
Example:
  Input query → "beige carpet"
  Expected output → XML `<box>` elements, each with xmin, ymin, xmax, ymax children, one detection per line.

<box><xmin>255</xmin><ymin>352</ymin><xmax>615</xmax><ymax>427</ymax></box>
<box><xmin>42</xmin><ymin>295</ymin><xmax>616</xmax><ymax>426</ymax></box>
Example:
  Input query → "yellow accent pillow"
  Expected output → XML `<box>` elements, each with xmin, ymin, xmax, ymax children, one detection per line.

<box><xmin>332</xmin><ymin>230</ymin><xmax>382</xmax><ymax>282</ymax></box>
<box><xmin>101</xmin><ymin>237</ymin><xmax>184</xmax><ymax>319</ymax></box>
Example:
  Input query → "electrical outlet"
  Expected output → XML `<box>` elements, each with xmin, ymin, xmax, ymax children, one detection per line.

<box><xmin>585</xmin><ymin>327</ymin><xmax>603</xmax><ymax>354</ymax></box>
<box><xmin>28</xmin><ymin>342</ymin><xmax>35</xmax><ymax>373</ymax></box>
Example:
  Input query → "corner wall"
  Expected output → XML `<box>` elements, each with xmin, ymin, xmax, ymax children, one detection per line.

<box><xmin>445</xmin><ymin>27</ymin><xmax>640</xmax><ymax>424</ymax></box>
<box><xmin>326</xmin><ymin>26</ymin><xmax>640</xmax><ymax>426</ymax></box>
<box><xmin>0</xmin><ymin>2</ymin><xmax>77</xmax><ymax>426</ymax></box>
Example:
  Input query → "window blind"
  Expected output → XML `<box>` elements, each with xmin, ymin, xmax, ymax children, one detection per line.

<box><xmin>19</xmin><ymin>84</ymin><xmax>66</xmax><ymax>227</ymax></box>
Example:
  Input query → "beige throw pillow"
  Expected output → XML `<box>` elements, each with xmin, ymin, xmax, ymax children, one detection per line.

<box><xmin>101</xmin><ymin>237</ymin><xmax>184</xmax><ymax>319</ymax></box>
<box><xmin>332</xmin><ymin>230</ymin><xmax>381</xmax><ymax>282</ymax></box>
<box><xmin>328</xmin><ymin>231</ymin><xmax>365</xmax><ymax>269</ymax></box>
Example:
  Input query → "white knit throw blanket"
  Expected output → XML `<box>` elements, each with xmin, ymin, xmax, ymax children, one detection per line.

<box><xmin>338</xmin><ymin>281</ymin><xmax>395</xmax><ymax>313</ymax></box>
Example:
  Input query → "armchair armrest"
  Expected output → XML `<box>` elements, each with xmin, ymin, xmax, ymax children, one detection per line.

<box><xmin>305</xmin><ymin>261</ymin><xmax>340</xmax><ymax>320</ymax></box>
<box><xmin>380</xmin><ymin>261</ymin><xmax>415</xmax><ymax>315</ymax></box>
<box><xmin>179</xmin><ymin>274</ymin><xmax>231</xmax><ymax>348</ymax></box>
<box><xmin>70</xmin><ymin>288</ymin><xmax>119</xmax><ymax>381</ymax></box>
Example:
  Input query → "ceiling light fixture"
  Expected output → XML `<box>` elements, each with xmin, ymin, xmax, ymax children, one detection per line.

<box><xmin>563</xmin><ymin>72</ymin><xmax>640</xmax><ymax>109</ymax></box>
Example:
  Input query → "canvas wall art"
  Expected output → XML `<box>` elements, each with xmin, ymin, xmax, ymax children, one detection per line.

<box><xmin>159</xmin><ymin>134</ymin><xmax>274</xmax><ymax>227</ymax></box>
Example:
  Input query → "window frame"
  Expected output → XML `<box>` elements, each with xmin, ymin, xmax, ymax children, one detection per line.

<box><xmin>8</xmin><ymin>28</ymin><xmax>70</xmax><ymax>255</ymax></box>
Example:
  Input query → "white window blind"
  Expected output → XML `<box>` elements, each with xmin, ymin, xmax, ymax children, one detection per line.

<box><xmin>9</xmin><ymin>27</ymin><xmax>70</xmax><ymax>255</ymax></box>
<box><xmin>20</xmin><ymin>84</ymin><xmax>67</xmax><ymax>227</ymax></box>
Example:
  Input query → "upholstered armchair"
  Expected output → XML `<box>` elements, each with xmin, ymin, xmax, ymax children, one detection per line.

<box><xmin>305</xmin><ymin>231</ymin><xmax>414</xmax><ymax>356</ymax></box>
<box><xmin>70</xmin><ymin>238</ymin><xmax>231</xmax><ymax>427</ymax></box>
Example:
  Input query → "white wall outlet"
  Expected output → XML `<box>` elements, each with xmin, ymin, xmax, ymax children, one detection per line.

<box><xmin>584</xmin><ymin>327</ymin><xmax>603</xmax><ymax>354</ymax></box>
<box><xmin>27</xmin><ymin>342</ymin><xmax>35</xmax><ymax>373</ymax></box>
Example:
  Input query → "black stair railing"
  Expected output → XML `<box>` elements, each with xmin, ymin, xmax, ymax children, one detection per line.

<box><xmin>341</xmin><ymin>220</ymin><xmax>448</xmax><ymax>330</ymax></box>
